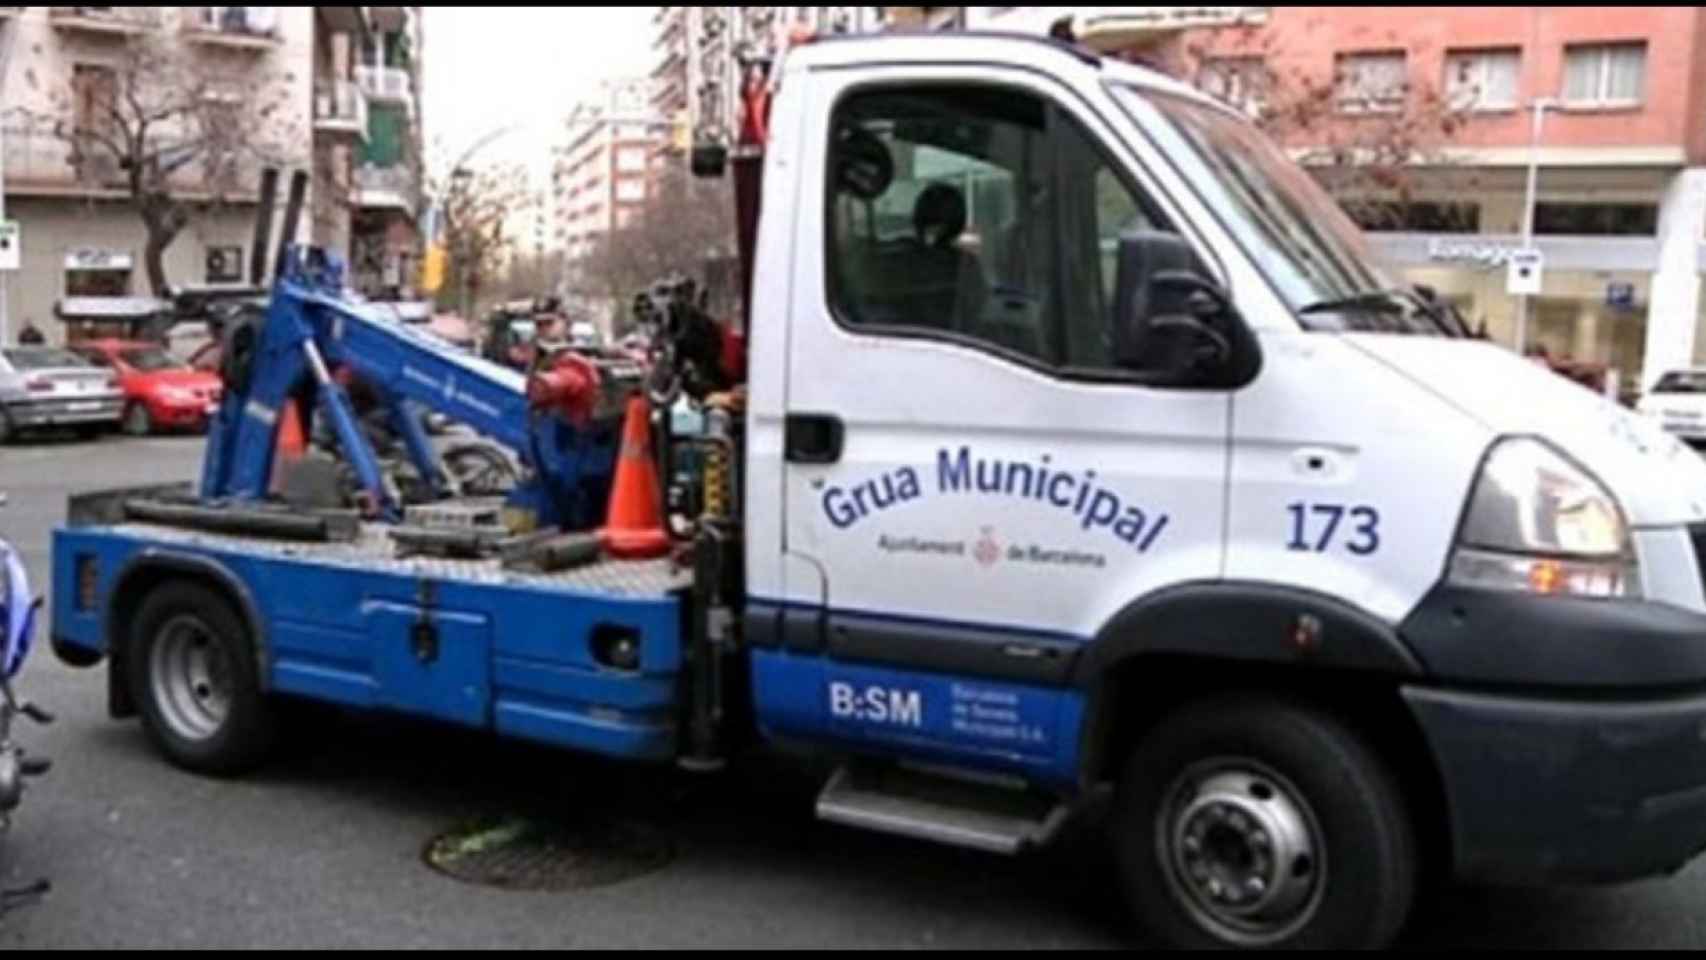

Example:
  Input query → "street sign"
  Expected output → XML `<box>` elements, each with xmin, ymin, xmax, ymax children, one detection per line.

<box><xmin>1607</xmin><ymin>282</ymin><xmax>1636</xmax><ymax>309</ymax></box>
<box><xmin>1507</xmin><ymin>248</ymin><xmax>1543</xmax><ymax>296</ymax></box>
<box><xmin>0</xmin><ymin>220</ymin><xmax>19</xmax><ymax>272</ymax></box>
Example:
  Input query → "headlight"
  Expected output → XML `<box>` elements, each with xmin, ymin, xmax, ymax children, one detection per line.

<box><xmin>1449</xmin><ymin>437</ymin><xmax>1638</xmax><ymax>599</ymax></box>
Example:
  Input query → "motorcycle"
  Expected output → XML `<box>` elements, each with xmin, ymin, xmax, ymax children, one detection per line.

<box><xmin>0</xmin><ymin>492</ymin><xmax>52</xmax><ymax>914</ymax></box>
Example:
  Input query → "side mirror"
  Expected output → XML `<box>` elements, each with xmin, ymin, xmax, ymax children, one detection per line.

<box><xmin>1112</xmin><ymin>231</ymin><xmax>1260</xmax><ymax>388</ymax></box>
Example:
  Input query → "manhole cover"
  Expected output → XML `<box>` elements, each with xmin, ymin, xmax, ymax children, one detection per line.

<box><xmin>424</xmin><ymin>815</ymin><xmax>674</xmax><ymax>891</ymax></box>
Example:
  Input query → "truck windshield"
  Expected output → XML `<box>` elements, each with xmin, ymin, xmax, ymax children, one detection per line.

<box><xmin>1113</xmin><ymin>85</ymin><xmax>1450</xmax><ymax>336</ymax></box>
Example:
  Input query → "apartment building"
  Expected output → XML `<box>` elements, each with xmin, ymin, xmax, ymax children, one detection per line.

<box><xmin>650</xmin><ymin>6</ymin><xmax>887</xmax><ymax>164</ymax></box>
<box><xmin>0</xmin><ymin>7</ymin><xmax>421</xmax><ymax>344</ymax></box>
<box><xmin>552</xmin><ymin>78</ymin><xmax>664</xmax><ymax>266</ymax></box>
<box><xmin>349</xmin><ymin>4</ymin><xmax>423</xmax><ymax>300</ymax></box>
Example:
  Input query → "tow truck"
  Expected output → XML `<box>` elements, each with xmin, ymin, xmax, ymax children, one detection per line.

<box><xmin>48</xmin><ymin>33</ymin><xmax>1706</xmax><ymax>948</ymax></box>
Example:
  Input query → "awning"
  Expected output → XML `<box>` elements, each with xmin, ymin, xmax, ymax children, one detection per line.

<box><xmin>54</xmin><ymin>295</ymin><xmax>170</xmax><ymax>321</ymax></box>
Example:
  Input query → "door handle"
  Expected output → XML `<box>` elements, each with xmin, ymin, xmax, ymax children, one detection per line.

<box><xmin>786</xmin><ymin>413</ymin><xmax>844</xmax><ymax>464</ymax></box>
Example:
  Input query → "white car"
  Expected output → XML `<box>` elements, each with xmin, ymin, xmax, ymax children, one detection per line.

<box><xmin>0</xmin><ymin>346</ymin><xmax>124</xmax><ymax>443</ymax></box>
<box><xmin>1638</xmin><ymin>369</ymin><xmax>1706</xmax><ymax>449</ymax></box>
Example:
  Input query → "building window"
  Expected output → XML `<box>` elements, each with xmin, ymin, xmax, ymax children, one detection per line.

<box><xmin>1562</xmin><ymin>42</ymin><xmax>1645</xmax><ymax>107</ymax></box>
<box><xmin>1343</xmin><ymin>200</ymin><xmax>1481</xmax><ymax>233</ymax></box>
<box><xmin>616</xmin><ymin>179</ymin><xmax>645</xmax><ymax>202</ymax></box>
<box><xmin>1444</xmin><ymin>48</ymin><xmax>1520</xmax><ymax>111</ymax></box>
<box><xmin>1197</xmin><ymin>57</ymin><xmax>1268</xmax><ymax>118</ymax></box>
<box><xmin>1336</xmin><ymin>51</ymin><xmax>1407</xmax><ymax>114</ymax></box>
<box><xmin>1533</xmin><ymin>202</ymin><xmax>1657</xmax><ymax>236</ymax></box>
<box><xmin>616</xmin><ymin>148</ymin><xmax>647</xmax><ymax>173</ymax></box>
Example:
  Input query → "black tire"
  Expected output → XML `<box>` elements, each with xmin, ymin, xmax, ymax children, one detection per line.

<box><xmin>121</xmin><ymin>402</ymin><xmax>153</xmax><ymax>437</ymax></box>
<box><xmin>443</xmin><ymin>441</ymin><xmax>519</xmax><ymax>496</ymax></box>
<box><xmin>128</xmin><ymin>581</ymin><xmax>278</xmax><ymax>776</ymax></box>
<box><xmin>0</xmin><ymin>407</ymin><xmax>14</xmax><ymax>445</ymax></box>
<box><xmin>1116</xmin><ymin>697</ymin><xmax>1415</xmax><ymax>950</ymax></box>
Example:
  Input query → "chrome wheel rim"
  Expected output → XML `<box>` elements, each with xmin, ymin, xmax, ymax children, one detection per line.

<box><xmin>148</xmin><ymin>614</ymin><xmax>233</xmax><ymax>741</ymax></box>
<box><xmin>1156</xmin><ymin>758</ymin><xmax>1327</xmax><ymax>946</ymax></box>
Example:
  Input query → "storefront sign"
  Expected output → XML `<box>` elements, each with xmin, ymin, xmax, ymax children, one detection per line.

<box><xmin>1426</xmin><ymin>237</ymin><xmax>1519</xmax><ymax>268</ymax></box>
<box><xmin>1507</xmin><ymin>249</ymin><xmax>1544</xmax><ymax>296</ymax></box>
<box><xmin>64</xmin><ymin>248</ymin><xmax>133</xmax><ymax>271</ymax></box>
<box><xmin>0</xmin><ymin>220</ymin><xmax>18</xmax><ymax>272</ymax></box>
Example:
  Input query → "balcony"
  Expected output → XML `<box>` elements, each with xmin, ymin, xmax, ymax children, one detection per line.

<box><xmin>2</xmin><ymin>127</ymin><xmax>128</xmax><ymax>198</ymax></box>
<box><xmin>368</xmin><ymin>5</ymin><xmax>408</xmax><ymax>32</ymax></box>
<box><xmin>313</xmin><ymin>81</ymin><xmax>369</xmax><ymax>145</ymax></box>
<box><xmin>50</xmin><ymin>6</ymin><xmax>162</xmax><ymax>35</ymax></box>
<box><xmin>355</xmin><ymin>65</ymin><xmax>414</xmax><ymax>110</ymax></box>
<box><xmin>2</xmin><ymin>126</ymin><xmax>265</xmax><ymax>199</ymax></box>
<box><xmin>183</xmin><ymin>7</ymin><xmax>281</xmax><ymax>49</ymax></box>
<box><xmin>353</xmin><ymin>164</ymin><xmax>418</xmax><ymax>214</ymax></box>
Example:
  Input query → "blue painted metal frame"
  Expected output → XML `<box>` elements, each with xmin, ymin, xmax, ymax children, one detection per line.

<box><xmin>52</xmin><ymin>526</ymin><xmax>684</xmax><ymax>761</ymax></box>
<box><xmin>200</xmin><ymin>247</ymin><xmax>616</xmax><ymax>529</ymax></box>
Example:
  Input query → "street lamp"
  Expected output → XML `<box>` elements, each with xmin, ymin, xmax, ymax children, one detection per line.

<box><xmin>1513</xmin><ymin>96</ymin><xmax>1559</xmax><ymax>357</ymax></box>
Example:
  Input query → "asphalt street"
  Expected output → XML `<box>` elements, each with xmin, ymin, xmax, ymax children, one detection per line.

<box><xmin>2</xmin><ymin>433</ymin><xmax>1705</xmax><ymax>949</ymax></box>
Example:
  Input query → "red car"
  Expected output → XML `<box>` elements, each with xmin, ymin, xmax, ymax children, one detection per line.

<box><xmin>71</xmin><ymin>339</ymin><xmax>224</xmax><ymax>436</ymax></box>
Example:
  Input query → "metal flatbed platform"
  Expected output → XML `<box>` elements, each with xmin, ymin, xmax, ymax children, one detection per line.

<box><xmin>102</xmin><ymin>520</ymin><xmax>691</xmax><ymax>597</ymax></box>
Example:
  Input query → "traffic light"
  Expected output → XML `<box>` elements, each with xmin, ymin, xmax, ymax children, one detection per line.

<box><xmin>420</xmin><ymin>243</ymin><xmax>447</xmax><ymax>294</ymax></box>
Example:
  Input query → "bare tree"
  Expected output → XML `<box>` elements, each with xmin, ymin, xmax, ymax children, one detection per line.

<box><xmin>14</xmin><ymin>31</ymin><xmax>298</xmax><ymax>294</ymax></box>
<box><xmin>427</xmin><ymin>159</ymin><xmax>535</xmax><ymax>317</ymax></box>
<box><xmin>1168</xmin><ymin>21</ymin><xmax>1476</xmax><ymax>231</ymax></box>
<box><xmin>566</xmin><ymin>165</ymin><xmax>736</xmax><ymax>337</ymax></box>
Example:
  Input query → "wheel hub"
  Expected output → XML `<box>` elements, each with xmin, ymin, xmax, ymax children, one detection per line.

<box><xmin>1161</xmin><ymin>765</ymin><xmax>1324</xmax><ymax>944</ymax></box>
<box><xmin>149</xmin><ymin>614</ymin><xmax>233</xmax><ymax>741</ymax></box>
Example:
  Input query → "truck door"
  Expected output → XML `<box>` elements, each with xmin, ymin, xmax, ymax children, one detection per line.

<box><xmin>757</xmin><ymin>69</ymin><xmax>1232</xmax><ymax>779</ymax></box>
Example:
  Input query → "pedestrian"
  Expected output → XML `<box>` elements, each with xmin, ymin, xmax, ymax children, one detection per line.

<box><xmin>17</xmin><ymin>319</ymin><xmax>44</xmax><ymax>346</ymax></box>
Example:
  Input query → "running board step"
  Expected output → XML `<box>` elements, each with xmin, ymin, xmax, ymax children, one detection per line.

<box><xmin>815</xmin><ymin>763</ymin><xmax>1067</xmax><ymax>855</ymax></box>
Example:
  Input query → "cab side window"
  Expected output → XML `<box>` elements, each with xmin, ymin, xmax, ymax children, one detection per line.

<box><xmin>827</xmin><ymin>84</ymin><xmax>1176</xmax><ymax>374</ymax></box>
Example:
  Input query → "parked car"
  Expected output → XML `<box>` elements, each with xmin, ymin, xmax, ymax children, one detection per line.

<box><xmin>69</xmin><ymin>340</ymin><xmax>223</xmax><ymax>436</ymax></box>
<box><xmin>0</xmin><ymin>347</ymin><xmax>124</xmax><ymax>443</ymax></box>
<box><xmin>1638</xmin><ymin>368</ymin><xmax>1706</xmax><ymax>451</ymax></box>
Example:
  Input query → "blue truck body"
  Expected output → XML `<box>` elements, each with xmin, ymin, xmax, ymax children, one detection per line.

<box><xmin>51</xmin><ymin>516</ymin><xmax>1086</xmax><ymax>786</ymax></box>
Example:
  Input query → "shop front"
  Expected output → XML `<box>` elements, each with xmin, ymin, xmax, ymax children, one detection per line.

<box><xmin>1370</xmin><ymin>230</ymin><xmax>1706</xmax><ymax>403</ymax></box>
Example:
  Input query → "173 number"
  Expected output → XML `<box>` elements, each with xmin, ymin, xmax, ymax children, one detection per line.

<box><xmin>1286</xmin><ymin>503</ymin><xmax>1380</xmax><ymax>555</ymax></box>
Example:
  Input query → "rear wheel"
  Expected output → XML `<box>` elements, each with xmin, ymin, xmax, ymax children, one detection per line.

<box><xmin>128</xmin><ymin>581</ymin><xmax>278</xmax><ymax>775</ymax></box>
<box><xmin>1115</xmin><ymin>697</ymin><xmax>1416</xmax><ymax>949</ymax></box>
<box><xmin>122</xmin><ymin>402</ymin><xmax>153</xmax><ymax>437</ymax></box>
<box><xmin>0</xmin><ymin>407</ymin><xmax>14</xmax><ymax>444</ymax></box>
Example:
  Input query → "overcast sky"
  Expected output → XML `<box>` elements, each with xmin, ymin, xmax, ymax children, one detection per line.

<box><xmin>420</xmin><ymin>7</ymin><xmax>655</xmax><ymax>178</ymax></box>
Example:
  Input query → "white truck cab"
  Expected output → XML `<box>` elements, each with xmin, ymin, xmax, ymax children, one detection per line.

<box><xmin>739</xmin><ymin>34</ymin><xmax>1706</xmax><ymax>947</ymax></box>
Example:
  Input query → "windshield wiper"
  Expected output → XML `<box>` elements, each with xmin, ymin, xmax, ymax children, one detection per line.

<box><xmin>1300</xmin><ymin>287</ymin><xmax>1472</xmax><ymax>337</ymax></box>
<box><xmin>1298</xmin><ymin>290</ymin><xmax>1407</xmax><ymax>316</ymax></box>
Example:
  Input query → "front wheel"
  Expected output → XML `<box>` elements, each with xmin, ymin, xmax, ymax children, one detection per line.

<box><xmin>1115</xmin><ymin>697</ymin><xmax>1416</xmax><ymax>950</ymax></box>
<box><xmin>128</xmin><ymin>581</ymin><xmax>278</xmax><ymax>776</ymax></box>
<box><xmin>122</xmin><ymin>402</ymin><xmax>153</xmax><ymax>437</ymax></box>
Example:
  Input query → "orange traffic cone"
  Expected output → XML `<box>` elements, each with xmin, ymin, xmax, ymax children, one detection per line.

<box><xmin>269</xmin><ymin>398</ymin><xmax>307</xmax><ymax>494</ymax></box>
<box><xmin>598</xmin><ymin>395</ymin><xmax>670</xmax><ymax>559</ymax></box>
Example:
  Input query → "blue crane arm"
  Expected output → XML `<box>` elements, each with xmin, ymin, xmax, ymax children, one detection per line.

<box><xmin>200</xmin><ymin>249</ymin><xmax>617</xmax><ymax>531</ymax></box>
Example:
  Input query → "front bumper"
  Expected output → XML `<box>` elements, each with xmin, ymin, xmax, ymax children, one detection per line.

<box><xmin>5</xmin><ymin>397</ymin><xmax>122</xmax><ymax>428</ymax></box>
<box><xmin>1406</xmin><ymin>686</ymin><xmax>1706</xmax><ymax>884</ymax></box>
<box><xmin>149</xmin><ymin>399</ymin><xmax>218</xmax><ymax>428</ymax></box>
